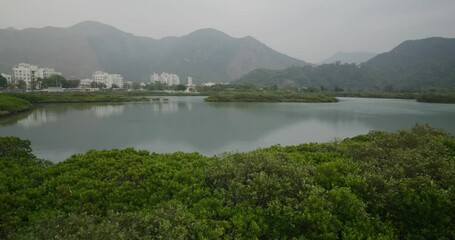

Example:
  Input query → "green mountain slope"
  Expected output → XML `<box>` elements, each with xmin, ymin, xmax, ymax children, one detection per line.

<box><xmin>237</xmin><ymin>37</ymin><xmax>455</xmax><ymax>89</ymax></box>
<box><xmin>364</xmin><ymin>37</ymin><xmax>455</xmax><ymax>88</ymax></box>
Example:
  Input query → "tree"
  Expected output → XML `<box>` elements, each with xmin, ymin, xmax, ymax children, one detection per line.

<box><xmin>17</xmin><ymin>80</ymin><xmax>27</xmax><ymax>90</ymax></box>
<box><xmin>42</xmin><ymin>75</ymin><xmax>66</xmax><ymax>88</ymax></box>
<box><xmin>131</xmin><ymin>81</ymin><xmax>141</xmax><ymax>90</ymax></box>
<box><xmin>123</xmin><ymin>82</ymin><xmax>131</xmax><ymax>90</ymax></box>
<box><xmin>0</xmin><ymin>75</ymin><xmax>7</xmax><ymax>89</ymax></box>
<box><xmin>175</xmin><ymin>84</ymin><xmax>186</xmax><ymax>91</ymax></box>
<box><xmin>61</xmin><ymin>79</ymin><xmax>80</xmax><ymax>88</ymax></box>
<box><xmin>90</xmin><ymin>81</ymin><xmax>106</xmax><ymax>89</ymax></box>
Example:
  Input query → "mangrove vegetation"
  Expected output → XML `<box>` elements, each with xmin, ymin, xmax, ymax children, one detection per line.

<box><xmin>1</xmin><ymin>125</ymin><xmax>454</xmax><ymax>239</ymax></box>
<box><xmin>205</xmin><ymin>92</ymin><xmax>338</xmax><ymax>103</ymax></box>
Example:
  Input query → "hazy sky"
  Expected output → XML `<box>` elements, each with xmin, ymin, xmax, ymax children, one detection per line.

<box><xmin>1</xmin><ymin>0</ymin><xmax>454</xmax><ymax>63</ymax></box>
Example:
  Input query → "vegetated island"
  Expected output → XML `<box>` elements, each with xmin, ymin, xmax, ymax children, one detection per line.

<box><xmin>204</xmin><ymin>91</ymin><xmax>338</xmax><ymax>102</ymax></box>
<box><xmin>0</xmin><ymin>95</ymin><xmax>32</xmax><ymax>117</ymax></box>
<box><xmin>0</xmin><ymin>92</ymin><xmax>150</xmax><ymax>117</ymax></box>
<box><xmin>199</xmin><ymin>83</ymin><xmax>455</xmax><ymax>103</ymax></box>
<box><xmin>1</xmin><ymin>124</ymin><xmax>453</xmax><ymax>239</ymax></box>
<box><xmin>331</xmin><ymin>90</ymin><xmax>455</xmax><ymax>103</ymax></box>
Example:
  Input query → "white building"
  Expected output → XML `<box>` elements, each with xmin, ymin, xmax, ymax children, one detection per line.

<box><xmin>79</xmin><ymin>79</ymin><xmax>94</xmax><ymax>89</ymax></box>
<box><xmin>1</xmin><ymin>73</ymin><xmax>12</xmax><ymax>84</ymax></box>
<box><xmin>187</xmin><ymin>77</ymin><xmax>193</xmax><ymax>86</ymax></box>
<box><xmin>92</xmin><ymin>71</ymin><xmax>124</xmax><ymax>88</ymax></box>
<box><xmin>150</xmin><ymin>72</ymin><xmax>180</xmax><ymax>86</ymax></box>
<box><xmin>92</xmin><ymin>71</ymin><xmax>109</xmax><ymax>85</ymax></box>
<box><xmin>11</xmin><ymin>63</ymin><xmax>62</xmax><ymax>89</ymax></box>
<box><xmin>12</xmin><ymin>63</ymin><xmax>38</xmax><ymax>85</ymax></box>
<box><xmin>150</xmin><ymin>73</ymin><xmax>160</xmax><ymax>83</ymax></box>
<box><xmin>202</xmin><ymin>82</ymin><xmax>216</xmax><ymax>87</ymax></box>
<box><xmin>107</xmin><ymin>74</ymin><xmax>124</xmax><ymax>88</ymax></box>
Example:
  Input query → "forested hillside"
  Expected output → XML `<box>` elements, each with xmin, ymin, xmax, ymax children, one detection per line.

<box><xmin>1</xmin><ymin>125</ymin><xmax>454</xmax><ymax>239</ymax></box>
<box><xmin>237</xmin><ymin>37</ymin><xmax>455</xmax><ymax>89</ymax></box>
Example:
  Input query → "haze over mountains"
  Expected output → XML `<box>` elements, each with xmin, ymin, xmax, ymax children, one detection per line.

<box><xmin>319</xmin><ymin>52</ymin><xmax>377</xmax><ymax>65</ymax></box>
<box><xmin>0</xmin><ymin>21</ymin><xmax>307</xmax><ymax>83</ymax></box>
<box><xmin>237</xmin><ymin>37</ymin><xmax>455</xmax><ymax>89</ymax></box>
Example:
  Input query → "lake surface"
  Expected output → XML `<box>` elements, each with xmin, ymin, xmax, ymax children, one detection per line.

<box><xmin>1</xmin><ymin>97</ymin><xmax>455</xmax><ymax>162</ymax></box>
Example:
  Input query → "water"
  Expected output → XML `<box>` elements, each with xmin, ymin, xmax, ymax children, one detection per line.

<box><xmin>1</xmin><ymin>97</ymin><xmax>454</xmax><ymax>162</ymax></box>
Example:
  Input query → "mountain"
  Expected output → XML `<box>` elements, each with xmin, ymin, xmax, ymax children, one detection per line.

<box><xmin>363</xmin><ymin>37</ymin><xmax>455</xmax><ymax>88</ymax></box>
<box><xmin>237</xmin><ymin>37</ymin><xmax>455</xmax><ymax>89</ymax></box>
<box><xmin>0</xmin><ymin>21</ymin><xmax>307</xmax><ymax>83</ymax></box>
<box><xmin>319</xmin><ymin>51</ymin><xmax>377</xmax><ymax>64</ymax></box>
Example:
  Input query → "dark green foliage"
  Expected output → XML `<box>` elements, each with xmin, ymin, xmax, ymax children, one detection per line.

<box><xmin>1</xmin><ymin>125</ymin><xmax>454</xmax><ymax>239</ymax></box>
<box><xmin>0</xmin><ymin>137</ymin><xmax>52</xmax><ymax>238</ymax></box>
<box><xmin>0</xmin><ymin>74</ymin><xmax>7</xmax><ymax>88</ymax></box>
<box><xmin>41</xmin><ymin>75</ymin><xmax>80</xmax><ymax>88</ymax></box>
<box><xmin>205</xmin><ymin>91</ymin><xmax>338</xmax><ymax>102</ymax></box>
<box><xmin>175</xmin><ymin>84</ymin><xmax>187</xmax><ymax>91</ymax></box>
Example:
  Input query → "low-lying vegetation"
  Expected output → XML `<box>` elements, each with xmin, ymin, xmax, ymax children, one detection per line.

<box><xmin>0</xmin><ymin>95</ymin><xmax>32</xmax><ymax>117</ymax></box>
<box><xmin>416</xmin><ymin>92</ymin><xmax>455</xmax><ymax>103</ymax></box>
<box><xmin>205</xmin><ymin>91</ymin><xmax>338</xmax><ymax>102</ymax></box>
<box><xmin>5</xmin><ymin>92</ymin><xmax>150</xmax><ymax>104</ymax></box>
<box><xmin>1</xmin><ymin>125</ymin><xmax>454</xmax><ymax>239</ymax></box>
<box><xmin>0</xmin><ymin>92</ymin><xmax>151</xmax><ymax>117</ymax></box>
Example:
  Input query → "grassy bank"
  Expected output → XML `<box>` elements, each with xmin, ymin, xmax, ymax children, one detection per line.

<box><xmin>0</xmin><ymin>95</ymin><xmax>32</xmax><ymax>117</ymax></box>
<box><xmin>2</xmin><ymin>125</ymin><xmax>453</xmax><ymax>239</ymax></box>
<box><xmin>416</xmin><ymin>92</ymin><xmax>455</xmax><ymax>103</ymax></box>
<box><xmin>0</xmin><ymin>92</ymin><xmax>151</xmax><ymax>117</ymax></box>
<box><xmin>330</xmin><ymin>90</ymin><xmax>417</xmax><ymax>99</ymax></box>
<box><xmin>205</xmin><ymin>91</ymin><xmax>338</xmax><ymax>102</ymax></box>
<box><xmin>5</xmin><ymin>92</ymin><xmax>150</xmax><ymax>103</ymax></box>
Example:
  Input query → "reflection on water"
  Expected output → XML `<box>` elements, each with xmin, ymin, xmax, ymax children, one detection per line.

<box><xmin>1</xmin><ymin>97</ymin><xmax>455</xmax><ymax>162</ymax></box>
<box><xmin>151</xmin><ymin>100</ymin><xmax>193</xmax><ymax>114</ymax></box>
<box><xmin>17</xmin><ymin>108</ymin><xmax>58</xmax><ymax>128</ymax></box>
<box><xmin>94</xmin><ymin>105</ymin><xmax>124</xmax><ymax>118</ymax></box>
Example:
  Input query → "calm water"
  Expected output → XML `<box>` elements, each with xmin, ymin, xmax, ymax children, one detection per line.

<box><xmin>1</xmin><ymin>97</ymin><xmax>455</xmax><ymax>162</ymax></box>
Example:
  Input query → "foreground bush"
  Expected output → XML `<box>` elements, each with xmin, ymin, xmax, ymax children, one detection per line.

<box><xmin>1</xmin><ymin>124</ymin><xmax>454</xmax><ymax>239</ymax></box>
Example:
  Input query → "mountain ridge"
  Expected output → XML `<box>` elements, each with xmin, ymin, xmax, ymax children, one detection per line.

<box><xmin>0</xmin><ymin>21</ymin><xmax>307</xmax><ymax>82</ymax></box>
<box><xmin>236</xmin><ymin>37</ymin><xmax>455</xmax><ymax>89</ymax></box>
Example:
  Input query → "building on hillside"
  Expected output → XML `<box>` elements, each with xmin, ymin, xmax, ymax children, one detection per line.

<box><xmin>150</xmin><ymin>72</ymin><xmax>180</xmax><ymax>86</ymax></box>
<box><xmin>187</xmin><ymin>77</ymin><xmax>193</xmax><ymax>86</ymax></box>
<box><xmin>92</xmin><ymin>71</ymin><xmax>124</xmax><ymax>88</ymax></box>
<box><xmin>1</xmin><ymin>73</ymin><xmax>12</xmax><ymax>84</ymax></box>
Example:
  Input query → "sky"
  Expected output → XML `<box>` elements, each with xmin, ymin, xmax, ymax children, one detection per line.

<box><xmin>1</xmin><ymin>0</ymin><xmax>454</xmax><ymax>63</ymax></box>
